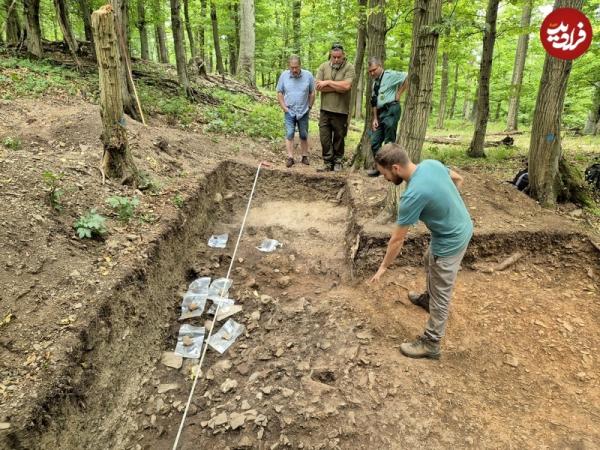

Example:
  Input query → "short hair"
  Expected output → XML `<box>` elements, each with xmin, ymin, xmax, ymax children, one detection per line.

<box><xmin>375</xmin><ymin>143</ymin><xmax>411</xmax><ymax>168</ymax></box>
<box><xmin>288</xmin><ymin>54</ymin><xmax>301</xmax><ymax>64</ymax></box>
<box><xmin>367</xmin><ymin>56</ymin><xmax>383</xmax><ymax>67</ymax></box>
<box><xmin>331</xmin><ymin>43</ymin><xmax>344</xmax><ymax>51</ymax></box>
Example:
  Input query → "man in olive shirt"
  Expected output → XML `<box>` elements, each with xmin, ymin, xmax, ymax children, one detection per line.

<box><xmin>315</xmin><ymin>43</ymin><xmax>355</xmax><ymax>172</ymax></box>
<box><xmin>366</xmin><ymin>57</ymin><xmax>408</xmax><ymax>177</ymax></box>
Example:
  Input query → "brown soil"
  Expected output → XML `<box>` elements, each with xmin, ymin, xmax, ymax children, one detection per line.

<box><xmin>0</xmin><ymin>97</ymin><xmax>599</xmax><ymax>449</ymax></box>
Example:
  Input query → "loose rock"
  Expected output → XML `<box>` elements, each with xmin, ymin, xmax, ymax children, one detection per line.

<box><xmin>161</xmin><ymin>352</ymin><xmax>183</xmax><ymax>370</ymax></box>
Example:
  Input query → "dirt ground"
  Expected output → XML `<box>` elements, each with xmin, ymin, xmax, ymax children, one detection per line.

<box><xmin>1</xmin><ymin>97</ymin><xmax>599</xmax><ymax>449</ymax></box>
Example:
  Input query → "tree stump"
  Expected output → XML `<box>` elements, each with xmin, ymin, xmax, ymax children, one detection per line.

<box><xmin>91</xmin><ymin>5</ymin><xmax>139</xmax><ymax>185</ymax></box>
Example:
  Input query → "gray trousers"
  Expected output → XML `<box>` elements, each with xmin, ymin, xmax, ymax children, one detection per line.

<box><xmin>422</xmin><ymin>244</ymin><xmax>468</xmax><ymax>342</ymax></box>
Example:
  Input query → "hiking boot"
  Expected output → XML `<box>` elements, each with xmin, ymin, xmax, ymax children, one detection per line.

<box><xmin>286</xmin><ymin>157</ymin><xmax>294</xmax><ymax>168</ymax></box>
<box><xmin>301</xmin><ymin>155</ymin><xmax>310</xmax><ymax>165</ymax></box>
<box><xmin>408</xmin><ymin>291</ymin><xmax>430</xmax><ymax>313</ymax></box>
<box><xmin>400</xmin><ymin>336</ymin><xmax>440</xmax><ymax>360</ymax></box>
<box><xmin>316</xmin><ymin>165</ymin><xmax>333</xmax><ymax>172</ymax></box>
<box><xmin>333</xmin><ymin>163</ymin><xmax>343</xmax><ymax>172</ymax></box>
<box><xmin>367</xmin><ymin>168</ymin><xmax>381</xmax><ymax>177</ymax></box>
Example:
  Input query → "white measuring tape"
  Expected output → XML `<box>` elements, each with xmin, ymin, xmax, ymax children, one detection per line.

<box><xmin>172</xmin><ymin>161</ymin><xmax>268</xmax><ymax>450</ymax></box>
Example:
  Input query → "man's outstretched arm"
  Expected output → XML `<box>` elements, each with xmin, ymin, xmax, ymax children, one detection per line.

<box><xmin>369</xmin><ymin>225</ymin><xmax>410</xmax><ymax>283</ymax></box>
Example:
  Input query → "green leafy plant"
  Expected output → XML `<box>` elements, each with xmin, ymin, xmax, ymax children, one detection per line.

<box><xmin>173</xmin><ymin>194</ymin><xmax>184</xmax><ymax>208</ymax></box>
<box><xmin>2</xmin><ymin>136</ymin><xmax>21</xmax><ymax>150</ymax></box>
<box><xmin>106</xmin><ymin>196</ymin><xmax>139</xmax><ymax>222</ymax></box>
<box><xmin>74</xmin><ymin>209</ymin><xmax>107</xmax><ymax>239</ymax></box>
<box><xmin>41</xmin><ymin>170</ymin><xmax>64</xmax><ymax>211</ymax></box>
<box><xmin>138</xmin><ymin>172</ymin><xmax>162</xmax><ymax>194</ymax></box>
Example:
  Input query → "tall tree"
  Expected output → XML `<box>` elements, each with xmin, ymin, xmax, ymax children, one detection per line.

<box><xmin>292</xmin><ymin>0</ymin><xmax>301</xmax><ymax>55</ymax></box>
<box><xmin>506</xmin><ymin>0</ymin><xmax>533</xmax><ymax>131</ymax></box>
<box><xmin>78</xmin><ymin>0</ymin><xmax>95</xmax><ymax>59</ymax></box>
<box><xmin>352</xmin><ymin>0</ymin><xmax>386</xmax><ymax>170</ymax></box>
<box><xmin>397</xmin><ymin>0</ymin><xmax>443</xmax><ymax>162</ymax></box>
<box><xmin>23</xmin><ymin>0</ymin><xmax>43</xmax><ymax>57</ymax></box>
<box><xmin>155</xmin><ymin>23</ymin><xmax>169</xmax><ymax>62</ymax></box>
<box><xmin>349</xmin><ymin>0</ymin><xmax>367</xmax><ymax>126</ymax></box>
<box><xmin>199</xmin><ymin>0</ymin><xmax>207</xmax><ymax>60</ymax></box>
<box><xmin>5</xmin><ymin>0</ymin><xmax>22</xmax><ymax>45</ymax></box>
<box><xmin>210</xmin><ymin>1</ymin><xmax>225</xmax><ymax>74</ymax></box>
<box><xmin>136</xmin><ymin>0</ymin><xmax>149</xmax><ymax>60</ymax></box>
<box><xmin>528</xmin><ymin>0</ymin><xmax>583</xmax><ymax>206</ymax></box>
<box><xmin>583</xmin><ymin>81</ymin><xmax>600</xmax><ymax>135</ymax></box>
<box><xmin>54</xmin><ymin>0</ymin><xmax>79</xmax><ymax>65</ymax></box>
<box><xmin>237</xmin><ymin>0</ymin><xmax>255</xmax><ymax>86</ymax></box>
<box><xmin>448</xmin><ymin>63</ymin><xmax>459</xmax><ymax>119</ymax></box>
<box><xmin>170</xmin><ymin>0</ymin><xmax>191</xmax><ymax>93</ymax></box>
<box><xmin>183</xmin><ymin>0</ymin><xmax>196</xmax><ymax>58</ymax></box>
<box><xmin>228</xmin><ymin>2</ymin><xmax>239</xmax><ymax>74</ymax></box>
<box><xmin>435</xmin><ymin>50</ymin><xmax>449</xmax><ymax>128</ymax></box>
<box><xmin>467</xmin><ymin>0</ymin><xmax>500</xmax><ymax>158</ymax></box>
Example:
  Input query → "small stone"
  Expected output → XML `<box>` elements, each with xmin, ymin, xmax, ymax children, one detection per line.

<box><xmin>261</xmin><ymin>386</ymin><xmax>273</xmax><ymax>395</ymax></box>
<box><xmin>182</xmin><ymin>336</ymin><xmax>194</xmax><ymax>346</ymax></box>
<box><xmin>161</xmin><ymin>352</ymin><xmax>183</xmax><ymax>369</ymax></box>
<box><xmin>73</xmin><ymin>303</ymin><xmax>83</xmax><ymax>309</ymax></box>
<box><xmin>238</xmin><ymin>436</ymin><xmax>253</xmax><ymax>448</ymax></box>
<box><xmin>241</xmin><ymin>400</ymin><xmax>251</xmax><ymax>410</ymax></box>
<box><xmin>0</xmin><ymin>422</ymin><xmax>10</xmax><ymax>430</ymax></box>
<box><xmin>221</xmin><ymin>378</ymin><xmax>238</xmax><ymax>393</ymax></box>
<box><xmin>188</xmin><ymin>404</ymin><xmax>198</xmax><ymax>416</ymax></box>
<box><xmin>214</xmin><ymin>359</ymin><xmax>233</xmax><ymax>371</ymax></box>
<box><xmin>237</xmin><ymin>363</ymin><xmax>251</xmax><ymax>376</ymax></box>
<box><xmin>251</xmin><ymin>311</ymin><xmax>261</xmax><ymax>321</ymax></box>
<box><xmin>214</xmin><ymin>192</ymin><xmax>223</xmax><ymax>203</ymax></box>
<box><xmin>575</xmin><ymin>372</ymin><xmax>587</xmax><ymax>381</ymax></box>
<box><xmin>504</xmin><ymin>355</ymin><xmax>519</xmax><ymax>368</ymax></box>
<box><xmin>157</xmin><ymin>383</ymin><xmax>179</xmax><ymax>394</ymax></box>
<box><xmin>229</xmin><ymin>412</ymin><xmax>246</xmax><ymax>430</ymax></box>
<box><xmin>275</xmin><ymin>348</ymin><xmax>284</xmax><ymax>358</ymax></box>
<box><xmin>278</xmin><ymin>276</ymin><xmax>291</xmax><ymax>288</ymax></box>
<box><xmin>274</xmin><ymin>405</ymin><xmax>283</xmax><ymax>413</ymax></box>
<box><xmin>204</xmin><ymin>320</ymin><xmax>214</xmax><ymax>332</ymax></box>
<box><xmin>257</xmin><ymin>427</ymin><xmax>264</xmax><ymax>440</ymax></box>
<box><xmin>209</xmin><ymin>412</ymin><xmax>228</xmax><ymax>429</ymax></box>
<box><xmin>260</xmin><ymin>295</ymin><xmax>273</xmax><ymax>305</ymax></box>
<box><xmin>281</xmin><ymin>388</ymin><xmax>294</xmax><ymax>398</ymax></box>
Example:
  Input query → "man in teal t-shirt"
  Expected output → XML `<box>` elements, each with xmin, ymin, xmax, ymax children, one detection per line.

<box><xmin>369</xmin><ymin>143</ymin><xmax>473</xmax><ymax>359</ymax></box>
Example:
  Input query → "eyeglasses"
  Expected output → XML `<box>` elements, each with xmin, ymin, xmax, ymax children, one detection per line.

<box><xmin>331</xmin><ymin>44</ymin><xmax>344</xmax><ymax>51</ymax></box>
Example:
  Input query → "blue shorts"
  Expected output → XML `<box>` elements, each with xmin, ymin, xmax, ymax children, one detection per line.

<box><xmin>284</xmin><ymin>111</ymin><xmax>309</xmax><ymax>141</ymax></box>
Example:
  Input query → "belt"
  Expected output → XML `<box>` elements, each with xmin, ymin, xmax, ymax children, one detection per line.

<box><xmin>377</xmin><ymin>100</ymin><xmax>399</xmax><ymax>113</ymax></box>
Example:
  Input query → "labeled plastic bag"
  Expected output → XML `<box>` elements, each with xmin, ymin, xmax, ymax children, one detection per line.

<box><xmin>208</xmin><ymin>319</ymin><xmax>245</xmax><ymax>354</ymax></box>
<box><xmin>257</xmin><ymin>239</ymin><xmax>282</xmax><ymax>253</ymax></box>
<box><xmin>180</xmin><ymin>293</ymin><xmax>208</xmax><ymax>320</ymax></box>
<box><xmin>189</xmin><ymin>277</ymin><xmax>211</xmax><ymax>295</ymax></box>
<box><xmin>208</xmin><ymin>234</ymin><xmax>228</xmax><ymax>249</ymax></box>
<box><xmin>175</xmin><ymin>324</ymin><xmax>205</xmax><ymax>359</ymax></box>
<box><xmin>208</xmin><ymin>278</ymin><xmax>233</xmax><ymax>298</ymax></box>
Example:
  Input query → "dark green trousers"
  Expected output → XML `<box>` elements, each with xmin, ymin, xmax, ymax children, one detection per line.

<box><xmin>319</xmin><ymin>110</ymin><xmax>348</xmax><ymax>166</ymax></box>
<box><xmin>371</xmin><ymin>102</ymin><xmax>401</xmax><ymax>156</ymax></box>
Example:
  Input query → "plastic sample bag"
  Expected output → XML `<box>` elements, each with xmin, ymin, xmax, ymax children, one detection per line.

<box><xmin>257</xmin><ymin>239</ymin><xmax>282</xmax><ymax>253</ymax></box>
<box><xmin>179</xmin><ymin>293</ymin><xmax>208</xmax><ymax>320</ymax></box>
<box><xmin>208</xmin><ymin>234</ymin><xmax>229</xmax><ymax>249</ymax></box>
<box><xmin>175</xmin><ymin>324</ymin><xmax>205</xmax><ymax>359</ymax></box>
<box><xmin>208</xmin><ymin>319</ymin><xmax>245</xmax><ymax>354</ymax></box>
<box><xmin>189</xmin><ymin>277</ymin><xmax>211</xmax><ymax>295</ymax></box>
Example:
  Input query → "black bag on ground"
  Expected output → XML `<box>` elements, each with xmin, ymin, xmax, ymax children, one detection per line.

<box><xmin>585</xmin><ymin>163</ymin><xmax>600</xmax><ymax>190</ymax></box>
<box><xmin>510</xmin><ymin>169</ymin><xmax>529</xmax><ymax>191</ymax></box>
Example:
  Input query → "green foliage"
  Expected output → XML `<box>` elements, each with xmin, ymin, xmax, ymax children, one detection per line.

<box><xmin>205</xmin><ymin>91</ymin><xmax>282</xmax><ymax>140</ymax></box>
<box><xmin>138</xmin><ymin>172</ymin><xmax>163</xmax><ymax>194</ymax></box>
<box><xmin>74</xmin><ymin>209</ymin><xmax>107</xmax><ymax>239</ymax></box>
<box><xmin>2</xmin><ymin>136</ymin><xmax>21</xmax><ymax>150</ymax></box>
<box><xmin>172</xmin><ymin>194</ymin><xmax>184</xmax><ymax>208</ymax></box>
<box><xmin>41</xmin><ymin>170</ymin><xmax>64</xmax><ymax>211</ymax></box>
<box><xmin>106</xmin><ymin>196</ymin><xmax>140</xmax><ymax>222</ymax></box>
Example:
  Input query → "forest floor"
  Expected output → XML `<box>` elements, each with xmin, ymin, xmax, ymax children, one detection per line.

<box><xmin>1</xmin><ymin>58</ymin><xmax>600</xmax><ymax>449</ymax></box>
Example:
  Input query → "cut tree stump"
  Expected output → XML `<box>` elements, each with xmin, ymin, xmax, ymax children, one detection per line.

<box><xmin>91</xmin><ymin>5</ymin><xmax>139</xmax><ymax>185</ymax></box>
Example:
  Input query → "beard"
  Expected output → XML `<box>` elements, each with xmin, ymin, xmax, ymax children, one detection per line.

<box><xmin>392</xmin><ymin>174</ymin><xmax>404</xmax><ymax>185</ymax></box>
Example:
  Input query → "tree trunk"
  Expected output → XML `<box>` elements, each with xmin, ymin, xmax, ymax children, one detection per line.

<box><xmin>237</xmin><ymin>0</ymin><xmax>255</xmax><ymax>86</ymax></box>
<box><xmin>112</xmin><ymin>0</ymin><xmax>142</xmax><ymax>121</ymax></box>
<box><xmin>23</xmin><ymin>0</ymin><xmax>43</xmax><ymax>57</ymax></box>
<box><xmin>349</xmin><ymin>0</ymin><xmax>367</xmax><ymax>127</ymax></box>
<box><xmin>170</xmin><ymin>0</ymin><xmax>191</xmax><ymax>93</ymax></box>
<box><xmin>467</xmin><ymin>0</ymin><xmax>500</xmax><ymax>158</ymax></box>
<box><xmin>155</xmin><ymin>23</ymin><xmax>169</xmax><ymax>63</ymax></box>
<box><xmin>210</xmin><ymin>1</ymin><xmax>225</xmax><ymax>75</ymax></box>
<box><xmin>183</xmin><ymin>0</ymin><xmax>196</xmax><ymax>58</ymax></box>
<box><xmin>469</xmin><ymin>85</ymin><xmax>478</xmax><ymax>122</ymax></box>
<box><xmin>462</xmin><ymin>89</ymin><xmax>469</xmax><ymax>119</ymax></box>
<box><xmin>397</xmin><ymin>0</ymin><xmax>442</xmax><ymax>162</ymax></box>
<box><xmin>5</xmin><ymin>0</ymin><xmax>22</xmax><ymax>45</ymax></box>
<box><xmin>528</xmin><ymin>0</ymin><xmax>583</xmax><ymax>207</ymax></box>
<box><xmin>355</xmin><ymin>66</ymin><xmax>364</xmax><ymax>120</ymax></box>
<box><xmin>54</xmin><ymin>0</ymin><xmax>80</xmax><ymax>66</ymax></box>
<box><xmin>292</xmin><ymin>0</ymin><xmax>301</xmax><ymax>55</ymax></box>
<box><xmin>78</xmin><ymin>0</ymin><xmax>95</xmax><ymax>59</ymax></box>
<box><xmin>448</xmin><ymin>62</ymin><xmax>459</xmax><ymax>119</ymax></box>
<box><xmin>506</xmin><ymin>0</ymin><xmax>532</xmax><ymax>131</ymax></box>
<box><xmin>494</xmin><ymin>100</ymin><xmax>501</xmax><ymax>121</ymax></box>
<box><xmin>583</xmin><ymin>82</ymin><xmax>600</xmax><ymax>135</ymax></box>
<box><xmin>199</xmin><ymin>0</ymin><xmax>206</xmax><ymax>60</ymax></box>
<box><xmin>351</xmin><ymin>0</ymin><xmax>385</xmax><ymax>170</ymax></box>
<box><xmin>91</xmin><ymin>5</ymin><xmax>139</xmax><ymax>185</ymax></box>
<box><xmin>228</xmin><ymin>2</ymin><xmax>238</xmax><ymax>74</ymax></box>
<box><xmin>136</xmin><ymin>0</ymin><xmax>149</xmax><ymax>60</ymax></box>
<box><xmin>435</xmin><ymin>51</ymin><xmax>449</xmax><ymax>129</ymax></box>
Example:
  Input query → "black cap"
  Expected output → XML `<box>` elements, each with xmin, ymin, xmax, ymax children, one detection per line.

<box><xmin>331</xmin><ymin>43</ymin><xmax>344</xmax><ymax>51</ymax></box>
